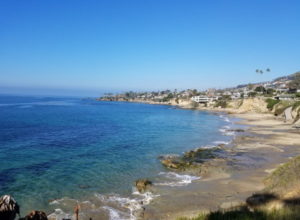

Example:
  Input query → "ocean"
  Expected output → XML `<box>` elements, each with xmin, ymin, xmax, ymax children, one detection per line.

<box><xmin>0</xmin><ymin>95</ymin><xmax>234</xmax><ymax>219</ymax></box>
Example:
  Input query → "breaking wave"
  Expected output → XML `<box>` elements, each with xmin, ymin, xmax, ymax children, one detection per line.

<box><xmin>213</xmin><ymin>140</ymin><xmax>230</xmax><ymax>145</ymax></box>
<box><xmin>48</xmin><ymin>190</ymin><xmax>159</xmax><ymax>220</ymax></box>
<box><xmin>155</xmin><ymin>172</ymin><xmax>200</xmax><ymax>187</ymax></box>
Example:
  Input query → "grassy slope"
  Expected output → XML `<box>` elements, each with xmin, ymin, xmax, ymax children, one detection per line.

<box><xmin>178</xmin><ymin>156</ymin><xmax>300</xmax><ymax>220</ymax></box>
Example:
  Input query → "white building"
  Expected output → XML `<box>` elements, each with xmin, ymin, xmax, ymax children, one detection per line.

<box><xmin>191</xmin><ymin>96</ymin><xmax>219</xmax><ymax>103</ymax></box>
<box><xmin>274</xmin><ymin>94</ymin><xmax>294</xmax><ymax>100</ymax></box>
<box><xmin>231</xmin><ymin>92</ymin><xmax>241</xmax><ymax>99</ymax></box>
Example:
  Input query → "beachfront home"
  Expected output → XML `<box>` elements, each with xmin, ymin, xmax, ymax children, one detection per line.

<box><xmin>191</xmin><ymin>96</ymin><xmax>219</xmax><ymax>103</ymax></box>
<box><xmin>231</xmin><ymin>92</ymin><xmax>242</xmax><ymax>99</ymax></box>
<box><xmin>276</xmin><ymin>88</ymin><xmax>289</xmax><ymax>93</ymax></box>
<box><xmin>274</xmin><ymin>94</ymin><xmax>294</xmax><ymax>101</ymax></box>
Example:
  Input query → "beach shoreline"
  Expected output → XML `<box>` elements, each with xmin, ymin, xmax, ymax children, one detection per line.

<box><xmin>139</xmin><ymin>110</ymin><xmax>300</xmax><ymax>219</ymax></box>
<box><xmin>8</xmin><ymin>98</ymin><xmax>299</xmax><ymax>220</ymax></box>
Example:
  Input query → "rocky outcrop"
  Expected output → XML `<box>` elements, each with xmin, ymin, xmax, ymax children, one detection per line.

<box><xmin>160</xmin><ymin>146</ymin><xmax>224</xmax><ymax>171</ymax></box>
<box><xmin>21</xmin><ymin>210</ymin><xmax>48</xmax><ymax>220</ymax></box>
<box><xmin>0</xmin><ymin>195</ymin><xmax>20</xmax><ymax>220</ymax></box>
<box><xmin>234</xmin><ymin>98</ymin><xmax>269</xmax><ymax>113</ymax></box>
<box><xmin>161</xmin><ymin>158</ymin><xmax>187</xmax><ymax>169</ymax></box>
<box><xmin>227</xmin><ymin>129</ymin><xmax>245</xmax><ymax>132</ymax></box>
<box><xmin>135</xmin><ymin>179</ymin><xmax>152</xmax><ymax>193</ymax></box>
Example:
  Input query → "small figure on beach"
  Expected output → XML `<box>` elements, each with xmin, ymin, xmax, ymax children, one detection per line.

<box><xmin>74</xmin><ymin>204</ymin><xmax>80</xmax><ymax>220</ymax></box>
<box><xmin>0</xmin><ymin>195</ymin><xmax>20</xmax><ymax>220</ymax></box>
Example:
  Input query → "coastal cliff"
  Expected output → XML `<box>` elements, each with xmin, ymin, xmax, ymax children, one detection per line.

<box><xmin>98</xmin><ymin>96</ymin><xmax>300</xmax><ymax>125</ymax></box>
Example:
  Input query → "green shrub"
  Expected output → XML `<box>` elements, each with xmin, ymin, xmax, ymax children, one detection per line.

<box><xmin>248</xmin><ymin>92</ymin><xmax>257</xmax><ymax>97</ymax></box>
<box><xmin>265</xmin><ymin>99</ymin><xmax>280</xmax><ymax>110</ymax></box>
<box><xmin>294</xmin><ymin>108</ymin><xmax>300</xmax><ymax>123</ymax></box>
<box><xmin>274</xmin><ymin>106</ymin><xmax>289</xmax><ymax>116</ymax></box>
<box><xmin>214</xmin><ymin>100</ymin><xmax>227</xmax><ymax>108</ymax></box>
<box><xmin>191</xmin><ymin>101</ymin><xmax>199</xmax><ymax>108</ymax></box>
<box><xmin>292</xmin><ymin>101</ymin><xmax>300</xmax><ymax>111</ymax></box>
<box><xmin>178</xmin><ymin>206</ymin><xmax>300</xmax><ymax>220</ymax></box>
<box><xmin>255</xmin><ymin>86</ymin><xmax>266</xmax><ymax>93</ymax></box>
<box><xmin>162</xmin><ymin>93</ymin><xmax>174</xmax><ymax>102</ymax></box>
<box><xmin>272</xmin><ymin>101</ymin><xmax>292</xmax><ymax>116</ymax></box>
<box><xmin>264</xmin><ymin>155</ymin><xmax>300</xmax><ymax>198</ymax></box>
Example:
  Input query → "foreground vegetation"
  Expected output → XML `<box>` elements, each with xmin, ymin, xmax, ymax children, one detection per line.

<box><xmin>178</xmin><ymin>206</ymin><xmax>300</xmax><ymax>220</ymax></box>
<box><xmin>179</xmin><ymin>156</ymin><xmax>300</xmax><ymax>220</ymax></box>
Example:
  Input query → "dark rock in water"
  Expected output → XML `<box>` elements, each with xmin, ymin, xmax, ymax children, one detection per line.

<box><xmin>159</xmin><ymin>154</ymin><xmax>187</xmax><ymax>169</ymax></box>
<box><xmin>183</xmin><ymin>147</ymin><xmax>222</xmax><ymax>163</ymax></box>
<box><xmin>135</xmin><ymin>179</ymin><xmax>152</xmax><ymax>192</ymax></box>
<box><xmin>158</xmin><ymin>154</ymin><xmax>179</xmax><ymax>160</ymax></box>
<box><xmin>228</xmin><ymin>129</ymin><xmax>245</xmax><ymax>132</ymax></box>
<box><xmin>0</xmin><ymin>195</ymin><xmax>20</xmax><ymax>220</ymax></box>
<box><xmin>160</xmin><ymin>147</ymin><xmax>224</xmax><ymax>170</ymax></box>
<box><xmin>78</xmin><ymin>184</ymin><xmax>91</xmax><ymax>189</ymax></box>
<box><xmin>21</xmin><ymin>210</ymin><xmax>48</xmax><ymax>220</ymax></box>
<box><xmin>161</xmin><ymin>158</ymin><xmax>188</xmax><ymax>169</ymax></box>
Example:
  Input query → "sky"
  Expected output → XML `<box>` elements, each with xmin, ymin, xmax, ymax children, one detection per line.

<box><xmin>0</xmin><ymin>0</ymin><xmax>300</xmax><ymax>96</ymax></box>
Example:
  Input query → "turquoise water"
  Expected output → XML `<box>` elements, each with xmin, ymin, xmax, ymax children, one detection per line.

<box><xmin>0</xmin><ymin>95</ymin><xmax>232</xmax><ymax>218</ymax></box>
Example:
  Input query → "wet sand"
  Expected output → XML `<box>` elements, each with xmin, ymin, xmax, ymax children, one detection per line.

<box><xmin>142</xmin><ymin>113</ymin><xmax>300</xmax><ymax>219</ymax></box>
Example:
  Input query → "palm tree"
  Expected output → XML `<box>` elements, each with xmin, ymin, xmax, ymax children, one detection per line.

<box><xmin>0</xmin><ymin>195</ymin><xmax>20</xmax><ymax>220</ymax></box>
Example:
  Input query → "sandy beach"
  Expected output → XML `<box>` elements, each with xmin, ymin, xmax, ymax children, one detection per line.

<box><xmin>142</xmin><ymin>112</ymin><xmax>300</xmax><ymax>219</ymax></box>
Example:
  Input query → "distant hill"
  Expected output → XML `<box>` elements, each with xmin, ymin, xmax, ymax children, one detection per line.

<box><xmin>273</xmin><ymin>71</ymin><xmax>300</xmax><ymax>82</ymax></box>
<box><xmin>236</xmin><ymin>71</ymin><xmax>300</xmax><ymax>89</ymax></box>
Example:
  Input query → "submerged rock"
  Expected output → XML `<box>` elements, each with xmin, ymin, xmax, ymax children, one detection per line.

<box><xmin>135</xmin><ymin>179</ymin><xmax>152</xmax><ymax>192</ymax></box>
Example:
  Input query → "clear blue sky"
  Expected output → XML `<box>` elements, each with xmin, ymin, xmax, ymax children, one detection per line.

<box><xmin>0</xmin><ymin>0</ymin><xmax>299</xmax><ymax>96</ymax></box>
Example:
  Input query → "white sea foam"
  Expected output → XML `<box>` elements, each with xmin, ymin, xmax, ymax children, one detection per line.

<box><xmin>224</xmin><ymin>117</ymin><xmax>230</xmax><ymax>122</ymax></box>
<box><xmin>48</xmin><ymin>173</ymin><xmax>196</xmax><ymax>219</ymax></box>
<box><xmin>213</xmin><ymin>140</ymin><xmax>230</xmax><ymax>145</ymax></box>
<box><xmin>219</xmin><ymin>125</ymin><xmax>235</xmax><ymax>136</ymax></box>
<box><xmin>219</xmin><ymin>115</ymin><xmax>231</xmax><ymax>123</ymax></box>
<box><xmin>219</xmin><ymin>128</ymin><xmax>226</xmax><ymax>133</ymax></box>
<box><xmin>48</xmin><ymin>208</ymin><xmax>72</xmax><ymax>220</ymax></box>
<box><xmin>93</xmin><ymin>190</ymin><xmax>159</xmax><ymax>220</ymax></box>
<box><xmin>224</xmin><ymin>131</ymin><xmax>235</xmax><ymax>136</ymax></box>
<box><xmin>219</xmin><ymin>125</ymin><xmax>230</xmax><ymax>133</ymax></box>
<box><xmin>49</xmin><ymin>192</ymin><xmax>154</xmax><ymax>220</ymax></box>
<box><xmin>155</xmin><ymin>172</ymin><xmax>200</xmax><ymax>187</ymax></box>
<box><xmin>102</xmin><ymin>206</ymin><xmax>128</xmax><ymax>220</ymax></box>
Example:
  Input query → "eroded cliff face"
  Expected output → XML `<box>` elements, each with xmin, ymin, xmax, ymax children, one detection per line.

<box><xmin>270</xmin><ymin>101</ymin><xmax>300</xmax><ymax>123</ymax></box>
<box><xmin>224</xmin><ymin>99</ymin><xmax>300</xmax><ymax>124</ymax></box>
<box><xmin>230</xmin><ymin>98</ymin><xmax>269</xmax><ymax>113</ymax></box>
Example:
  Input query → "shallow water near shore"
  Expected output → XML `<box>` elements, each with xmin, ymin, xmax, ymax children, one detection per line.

<box><xmin>0</xmin><ymin>95</ymin><xmax>235</xmax><ymax>219</ymax></box>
